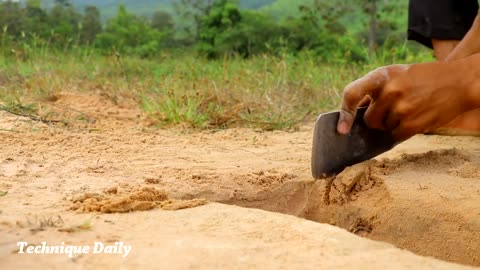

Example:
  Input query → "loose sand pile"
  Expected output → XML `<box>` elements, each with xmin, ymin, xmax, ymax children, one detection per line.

<box><xmin>70</xmin><ymin>186</ymin><xmax>207</xmax><ymax>213</ymax></box>
<box><xmin>0</xmin><ymin>92</ymin><xmax>479</xmax><ymax>269</ymax></box>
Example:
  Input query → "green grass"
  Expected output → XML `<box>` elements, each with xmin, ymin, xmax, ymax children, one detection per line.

<box><xmin>0</xmin><ymin>44</ymin><xmax>433</xmax><ymax>130</ymax></box>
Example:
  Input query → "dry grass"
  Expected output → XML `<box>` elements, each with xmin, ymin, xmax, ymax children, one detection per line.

<box><xmin>0</xmin><ymin>48</ymin><xmax>434</xmax><ymax>130</ymax></box>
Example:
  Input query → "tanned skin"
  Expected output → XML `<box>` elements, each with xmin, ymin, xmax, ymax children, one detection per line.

<box><xmin>337</xmin><ymin>13</ymin><xmax>480</xmax><ymax>141</ymax></box>
<box><xmin>432</xmin><ymin>39</ymin><xmax>459</xmax><ymax>61</ymax></box>
<box><xmin>431</xmin><ymin>38</ymin><xmax>480</xmax><ymax>136</ymax></box>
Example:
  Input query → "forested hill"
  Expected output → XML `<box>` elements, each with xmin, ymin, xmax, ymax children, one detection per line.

<box><xmin>32</xmin><ymin>0</ymin><xmax>283</xmax><ymax>18</ymax></box>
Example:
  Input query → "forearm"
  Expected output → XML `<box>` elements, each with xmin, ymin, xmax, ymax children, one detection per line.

<box><xmin>448</xmin><ymin>53</ymin><xmax>480</xmax><ymax>109</ymax></box>
<box><xmin>457</xmin><ymin>52</ymin><xmax>480</xmax><ymax>109</ymax></box>
<box><xmin>446</xmin><ymin>12</ymin><xmax>480</xmax><ymax>61</ymax></box>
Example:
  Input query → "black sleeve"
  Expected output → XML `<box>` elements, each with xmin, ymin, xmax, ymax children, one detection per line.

<box><xmin>408</xmin><ymin>0</ymin><xmax>479</xmax><ymax>48</ymax></box>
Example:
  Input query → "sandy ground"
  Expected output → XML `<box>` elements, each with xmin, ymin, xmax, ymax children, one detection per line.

<box><xmin>0</xmin><ymin>92</ymin><xmax>479</xmax><ymax>269</ymax></box>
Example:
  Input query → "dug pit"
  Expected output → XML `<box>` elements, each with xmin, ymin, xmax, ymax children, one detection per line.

<box><xmin>218</xmin><ymin>148</ymin><xmax>480</xmax><ymax>267</ymax></box>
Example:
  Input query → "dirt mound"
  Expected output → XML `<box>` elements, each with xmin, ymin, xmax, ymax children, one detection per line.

<box><xmin>328</xmin><ymin>160</ymin><xmax>387</xmax><ymax>204</ymax></box>
<box><xmin>70</xmin><ymin>186</ymin><xmax>207</xmax><ymax>213</ymax></box>
<box><xmin>379</xmin><ymin>148</ymin><xmax>471</xmax><ymax>173</ymax></box>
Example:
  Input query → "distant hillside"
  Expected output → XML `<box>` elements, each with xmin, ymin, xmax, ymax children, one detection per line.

<box><xmin>260</xmin><ymin>0</ymin><xmax>313</xmax><ymax>19</ymax></box>
<box><xmin>34</xmin><ymin>0</ymin><xmax>277</xmax><ymax>18</ymax></box>
<box><xmin>38</xmin><ymin>0</ymin><xmax>173</xmax><ymax>18</ymax></box>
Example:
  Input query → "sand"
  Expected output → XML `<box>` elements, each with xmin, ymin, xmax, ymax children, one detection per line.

<box><xmin>0</xmin><ymin>92</ymin><xmax>479</xmax><ymax>269</ymax></box>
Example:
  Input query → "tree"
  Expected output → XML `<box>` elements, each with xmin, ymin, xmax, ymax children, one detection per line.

<box><xmin>286</xmin><ymin>0</ymin><xmax>405</xmax><ymax>60</ymax></box>
<box><xmin>0</xmin><ymin>1</ymin><xmax>26</xmax><ymax>38</ymax></box>
<box><xmin>367</xmin><ymin>0</ymin><xmax>377</xmax><ymax>55</ymax></box>
<box><xmin>197</xmin><ymin>0</ymin><xmax>242</xmax><ymax>57</ymax></box>
<box><xmin>24</xmin><ymin>0</ymin><xmax>50</xmax><ymax>40</ymax></box>
<box><xmin>282</xmin><ymin>0</ymin><xmax>363</xmax><ymax>62</ymax></box>
<box><xmin>174</xmin><ymin>0</ymin><xmax>215</xmax><ymax>43</ymax></box>
<box><xmin>150</xmin><ymin>10</ymin><xmax>175</xmax><ymax>46</ymax></box>
<box><xmin>151</xmin><ymin>10</ymin><xmax>174</xmax><ymax>33</ymax></box>
<box><xmin>49</xmin><ymin>0</ymin><xmax>82</xmax><ymax>44</ymax></box>
<box><xmin>195</xmin><ymin>0</ymin><xmax>289</xmax><ymax>58</ymax></box>
<box><xmin>95</xmin><ymin>5</ymin><xmax>164</xmax><ymax>57</ymax></box>
<box><xmin>80</xmin><ymin>5</ymin><xmax>102</xmax><ymax>44</ymax></box>
<box><xmin>353</xmin><ymin>0</ymin><xmax>408</xmax><ymax>55</ymax></box>
<box><xmin>220</xmin><ymin>10</ymin><xmax>281</xmax><ymax>57</ymax></box>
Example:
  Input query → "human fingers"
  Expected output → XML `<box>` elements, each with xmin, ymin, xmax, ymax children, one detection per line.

<box><xmin>363</xmin><ymin>100</ymin><xmax>392</xmax><ymax>130</ymax></box>
<box><xmin>337</xmin><ymin>68</ymin><xmax>389</xmax><ymax>134</ymax></box>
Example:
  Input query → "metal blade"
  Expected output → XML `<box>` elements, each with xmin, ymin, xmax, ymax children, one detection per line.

<box><xmin>311</xmin><ymin>107</ymin><xmax>396</xmax><ymax>179</ymax></box>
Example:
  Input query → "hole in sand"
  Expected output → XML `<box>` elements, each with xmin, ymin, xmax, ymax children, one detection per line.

<box><xmin>219</xmin><ymin>149</ymin><xmax>480</xmax><ymax>267</ymax></box>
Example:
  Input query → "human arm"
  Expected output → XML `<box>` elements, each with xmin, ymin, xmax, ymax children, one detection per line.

<box><xmin>446</xmin><ymin>13</ymin><xmax>480</xmax><ymax>61</ymax></box>
<box><xmin>336</xmin><ymin>53</ymin><xmax>480</xmax><ymax>141</ymax></box>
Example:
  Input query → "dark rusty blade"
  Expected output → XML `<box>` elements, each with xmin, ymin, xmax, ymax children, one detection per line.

<box><xmin>311</xmin><ymin>107</ymin><xmax>396</xmax><ymax>179</ymax></box>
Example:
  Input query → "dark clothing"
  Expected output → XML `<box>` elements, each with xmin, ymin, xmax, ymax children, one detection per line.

<box><xmin>408</xmin><ymin>0</ymin><xmax>479</xmax><ymax>48</ymax></box>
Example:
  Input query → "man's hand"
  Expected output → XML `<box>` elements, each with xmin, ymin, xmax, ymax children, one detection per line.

<box><xmin>336</xmin><ymin>58</ymin><xmax>479</xmax><ymax>141</ymax></box>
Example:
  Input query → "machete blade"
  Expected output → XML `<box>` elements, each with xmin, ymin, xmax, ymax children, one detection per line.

<box><xmin>311</xmin><ymin>107</ymin><xmax>396</xmax><ymax>179</ymax></box>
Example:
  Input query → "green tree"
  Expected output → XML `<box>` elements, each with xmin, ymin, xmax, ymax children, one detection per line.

<box><xmin>151</xmin><ymin>10</ymin><xmax>174</xmax><ymax>32</ymax></box>
<box><xmin>174</xmin><ymin>0</ymin><xmax>215</xmax><ymax>43</ymax></box>
<box><xmin>368</xmin><ymin>0</ymin><xmax>378</xmax><ymax>54</ymax></box>
<box><xmin>150</xmin><ymin>10</ymin><xmax>175</xmax><ymax>46</ymax></box>
<box><xmin>367</xmin><ymin>0</ymin><xmax>408</xmax><ymax>51</ymax></box>
<box><xmin>223</xmin><ymin>10</ymin><xmax>281</xmax><ymax>56</ymax></box>
<box><xmin>196</xmin><ymin>0</ymin><xmax>287</xmax><ymax>58</ymax></box>
<box><xmin>262</xmin><ymin>0</ymin><xmax>364</xmax><ymax>62</ymax></box>
<box><xmin>197</xmin><ymin>0</ymin><xmax>242</xmax><ymax>57</ymax></box>
<box><xmin>95</xmin><ymin>5</ymin><xmax>164</xmax><ymax>57</ymax></box>
<box><xmin>80</xmin><ymin>5</ymin><xmax>102</xmax><ymax>44</ymax></box>
<box><xmin>49</xmin><ymin>0</ymin><xmax>82</xmax><ymax>44</ymax></box>
<box><xmin>0</xmin><ymin>1</ymin><xmax>26</xmax><ymax>38</ymax></box>
<box><xmin>24</xmin><ymin>0</ymin><xmax>50</xmax><ymax>39</ymax></box>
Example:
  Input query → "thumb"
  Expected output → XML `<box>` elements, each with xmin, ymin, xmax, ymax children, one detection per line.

<box><xmin>337</xmin><ymin>107</ymin><xmax>356</xmax><ymax>135</ymax></box>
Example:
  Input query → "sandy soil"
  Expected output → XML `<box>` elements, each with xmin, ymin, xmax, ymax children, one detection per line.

<box><xmin>0</xmin><ymin>92</ymin><xmax>479</xmax><ymax>269</ymax></box>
